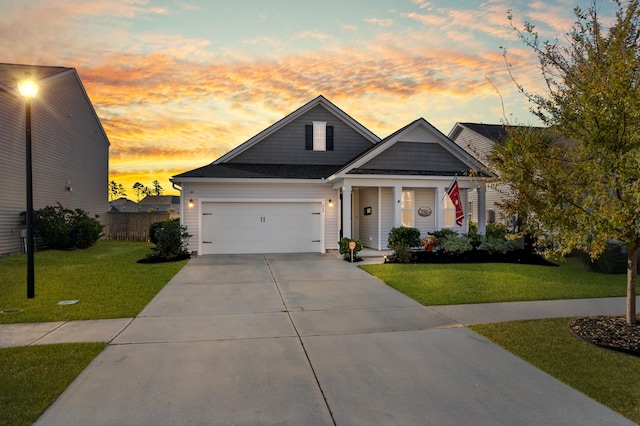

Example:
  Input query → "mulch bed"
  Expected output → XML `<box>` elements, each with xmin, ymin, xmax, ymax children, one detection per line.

<box><xmin>570</xmin><ymin>316</ymin><xmax>640</xmax><ymax>356</ymax></box>
<box><xmin>391</xmin><ymin>249</ymin><xmax>558</xmax><ymax>266</ymax></box>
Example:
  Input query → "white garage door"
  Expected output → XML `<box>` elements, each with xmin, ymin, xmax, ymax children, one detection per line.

<box><xmin>201</xmin><ymin>202</ymin><xmax>323</xmax><ymax>254</ymax></box>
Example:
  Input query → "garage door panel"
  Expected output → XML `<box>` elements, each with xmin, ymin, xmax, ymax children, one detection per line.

<box><xmin>202</xmin><ymin>202</ymin><xmax>322</xmax><ymax>254</ymax></box>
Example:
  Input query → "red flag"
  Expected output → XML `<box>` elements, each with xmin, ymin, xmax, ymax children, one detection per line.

<box><xmin>447</xmin><ymin>178</ymin><xmax>464</xmax><ymax>226</ymax></box>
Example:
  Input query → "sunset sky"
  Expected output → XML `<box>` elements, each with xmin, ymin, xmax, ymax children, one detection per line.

<box><xmin>2</xmin><ymin>0</ymin><xmax>610</xmax><ymax>196</ymax></box>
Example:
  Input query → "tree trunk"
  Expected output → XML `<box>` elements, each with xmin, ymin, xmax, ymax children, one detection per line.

<box><xmin>627</xmin><ymin>247</ymin><xmax>638</xmax><ymax>325</ymax></box>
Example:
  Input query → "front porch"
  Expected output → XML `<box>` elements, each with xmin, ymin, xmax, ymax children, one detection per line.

<box><xmin>338</xmin><ymin>181</ymin><xmax>487</xmax><ymax>250</ymax></box>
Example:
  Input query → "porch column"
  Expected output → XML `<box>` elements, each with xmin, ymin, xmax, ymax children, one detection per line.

<box><xmin>393</xmin><ymin>185</ymin><xmax>402</xmax><ymax>228</ymax></box>
<box><xmin>342</xmin><ymin>185</ymin><xmax>352</xmax><ymax>239</ymax></box>
<box><xmin>477</xmin><ymin>186</ymin><xmax>487</xmax><ymax>236</ymax></box>
<box><xmin>435</xmin><ymin>186</ymin><xmax>444</xmax><ymax>230</ymax></box>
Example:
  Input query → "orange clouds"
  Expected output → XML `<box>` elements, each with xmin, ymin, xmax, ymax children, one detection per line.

<box><xmin>1</xmin><ymin>0</ymin><xmax>561</xmax><ymax>197</ymax></box>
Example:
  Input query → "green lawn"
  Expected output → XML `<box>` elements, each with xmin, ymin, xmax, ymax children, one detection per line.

<box><xmin>0</xmin><ymin>240</ymin><xmax>188</xmax><ymax>324</ymax></box>
<box><xmin>360</xmin><ymin>257</ymin><xmax>627</xmax><ymax>305</ymax></box>
<box><xmin>471</xmin><ymin>319</ymin><xmax>640</xmax><ymax>424</ymax></box>
<box><xmin>363</xmin><ymin>258</ymin><xmax>637</xmax><ymax>424</ymax></box>
<box><xmin>0</xmin><ymin>343</ymin><xmax>106</xmax><ymax>426</ymax></box>
<box><xmin>0</xmin><ymin>240</ymin><xmax>187</xmax><ymax>424</ymax></box>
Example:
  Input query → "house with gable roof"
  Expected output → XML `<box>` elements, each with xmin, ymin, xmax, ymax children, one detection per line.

<box><xmin>448</xmin><ymin>122</ymin><xmax>526</xmax><ymax>226</ymax></box>
<box><xmin>0</xmin><ymin>63</ymin><xmax>109</xmax><ymax>256</ymax></box>
<box><xmin>172</xmin><ymin>96</ymin><xmax>491</xmax><ymax>255</ymax></box>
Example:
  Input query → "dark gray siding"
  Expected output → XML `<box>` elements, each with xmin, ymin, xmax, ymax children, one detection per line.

<box><xmin>228</xmin><ymin>105</ymin><xmax>374</xmax><ymax>165</ymax></box>
<box><xmin>0</xmin><ymin>71</ymin><xmax>109</xmax><ymax>255</ymax></box>
<box><xmin>361</xmin><ymin>142</ymin><xmax>469</xmax><ymax>172</ymax></box>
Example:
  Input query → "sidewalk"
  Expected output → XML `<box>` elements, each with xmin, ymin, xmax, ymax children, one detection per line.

<box><xmin>4</xmin><ymin>253</ymin><xmax>634</xmax><ymax>425</ymax></box>
<box><xmin>1</xmin><ymin>297</ymin><xmax>636</xmax><ymax>348</ymax></box>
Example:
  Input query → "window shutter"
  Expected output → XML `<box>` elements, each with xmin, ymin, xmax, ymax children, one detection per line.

<box><xmin>305</xmin><ymin>125</ymin><xmax>313</xmax><ymax>150</ymax></box>
<box><xmin>326</xmin><ymin>126</ymin><xmax>334</xmax><ymax>151</ymax></box>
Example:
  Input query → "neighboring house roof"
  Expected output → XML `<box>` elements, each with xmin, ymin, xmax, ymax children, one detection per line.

<box><xmin>0</xmin><ymin>63</ymin><xmax>110</xmax><ymax>146</ymax></box>
<box><xmin>109</xmin><ymin>197</ymin><xmax>134</xmax><ymax>205</ymax></box>
<box><xmin>451</xmin><ymin>123</ymin><xmax>509</xmax><ymax>143</ymax></box>
<box><xmin>139</xmin><ymin>195</ymin><xmax>180</xmax><ymax>205</ymax></box>
<box><xmin>0</xmin><ymin>63</ymin><xmax>72</xmax><ymax>90</ymax></box>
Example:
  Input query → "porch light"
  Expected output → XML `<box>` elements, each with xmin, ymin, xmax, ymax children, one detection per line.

<box><xmin>188</xmin><ymin>199</ymin><xmax>194</xmax><ymax>208</ymax></box>
<box><xmin>328</xmin><ymin>199</ymin><xmax>333</xmax><ymax>207</ymax></box>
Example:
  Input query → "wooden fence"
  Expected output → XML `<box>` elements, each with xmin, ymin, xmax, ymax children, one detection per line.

<box><xmin>105</xmin><ymin>212</ymin><xmax>177</xmax><ymax>241</ymax></box>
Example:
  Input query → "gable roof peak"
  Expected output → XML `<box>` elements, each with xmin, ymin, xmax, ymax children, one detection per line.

<box><xmin>213</xmin><ymin>95</ymin><xmax>380</xmax><ymax>164</ymax></box>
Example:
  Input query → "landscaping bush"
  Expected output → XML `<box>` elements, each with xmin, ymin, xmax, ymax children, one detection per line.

<box><xmin>486</xmin><ymin>222</ymin><xmax>509</xmax><ymax>239</ymax></box>
<box><xmin>388</xmin><ymin>227</ymin><xmax>421</xmax><ymax>248</ymax></box>
<box><xmin>439</xmin><ymin>232</ymin><xmax>473</xmax><ymax>254</ymax></box>
<box><xmin>34</xmin><ymin>203</ymin><xmax>103</xmax><ymax>249</ymax></box>
<box><xmin>140</xmin><ymin>219</ymin><xmax>191</xmax><ymax>263</ymax></box>
<box><xmin>70</xmin><ymin>211</ymin><xmax>105</xmax><ymax>249</ymax></box>
<box><xmin>580</xmin><ymin>244</ymin><xmax>640</xmax><ymax>274</ymax></box>
<box><xmin>388</xmin><ymin>227</ymin><xmax>421</xmax><ymax>263</ymax></box>
<box><xmin>338</xmin><ymin>238</ymin><xmax>363</xmax><ymax>261</ymax></box>
<box><xmin>465</xmin><ymin>222</ymin><xmax>484</xmax><ymax>248</ymax></box>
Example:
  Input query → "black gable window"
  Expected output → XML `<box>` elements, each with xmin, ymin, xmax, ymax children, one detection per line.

<box><xmin>305</xmin><ymin>122</ymin><xmax>334</xmax><ymax>151</ymax></box>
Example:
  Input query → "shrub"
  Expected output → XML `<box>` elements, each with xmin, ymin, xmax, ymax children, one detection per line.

<box><xmin>387</xmin><ymin>227</ymin><xmax>421</xmax><ymax>248</ymax></box>
<box><xmin>389</xmin><ymin>245</ymin><xmax>414</xmax><ymax>263</ymax></box>
<box><xmin>486</xmin><ymin>222</ymin><xmax>509</xmax><ymax>239</ymax></box>
<box><xmin>34</xmin><ymin>203</ymin><xmax>103</xmax><ymax>249</ymax></box>
<box><xmin>439</xmin><ymin>233</ymin><xmax>473</xmax><ymax>254</ymax></box>
<box><xmin>338</xmin><ymin>238</ymin><xmax>363</xmax><ymax>260</ymax></box>
<box><xmin>581</xmin><ymin>243</ymin><xmax>640</xmax><ymax>274</ymax></box>
<box><xmin>481</xmin><ymin>235</ymin><xmax>520</xmax><ymax>254</ymax></box>
<box><xmin>149</xmin><ymin>221</ymin><xmax>165</xmax><ymax>245</ymax></box>
<box><xmin>388</xmin><ymin>227</ymin><xmax>421</xmax><ymax>263</ymax></box>
<box><xmin>71</xmin><ymin>210</ymin><xmax>104</xmax><ymax>249</ymax></box>
<box><xmin>465</xmin><ymin>222</ymin><xmax>485</xmax><ymax>248</ymax></box>
<box><xmin>142</xmin><ymin>219</ymin><xmax>191</xmax><ymax>262</ymax></box>
<box><xmin>430</xmin><ymin>228</ymin><xmax>459</xmax><ymax>241</ymax></box>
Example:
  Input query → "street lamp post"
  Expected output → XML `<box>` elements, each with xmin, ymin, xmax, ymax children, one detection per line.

<box><xmin>17</xmin><ymin>75</ymin><xmax>38</xmax><ymax>299</ymax></box>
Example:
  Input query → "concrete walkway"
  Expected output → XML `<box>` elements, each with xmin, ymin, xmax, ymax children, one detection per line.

<box><xmin>7</xmin><ymin>253</ymin><xmax>634</xmax><ymax>425</ymax></box>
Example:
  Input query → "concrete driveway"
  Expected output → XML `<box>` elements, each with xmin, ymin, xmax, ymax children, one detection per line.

<box><xmin>35</xmin><ymin>253</ymin><xmax>634</xmax><ymax>425</ymax></box>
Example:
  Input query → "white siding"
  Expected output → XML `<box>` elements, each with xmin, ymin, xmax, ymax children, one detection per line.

<box><xmin>467</xmin><ymin>184</ymin><xmax>510</xmax><ymax>225</ymax></box>
<box><xmin>414</xmin><ymin>187</ymin><xmax>436</xmax><ymax>235</ymax></box>
<box><xmin>358</xmin><ymin>187</ymin><xmax>378</xmax><ymax>249</ymax></box>
<box><xmin>379</xmin><ymin>187</ymin><xmax>394</xmax><ymax>249</ymax></box>
<box><xmin>0</xmin><ymin>71</ymin><xmax>108</xmax><ymax>255</ymax></box>
<box><xmin>180</xmin><ymin>182</ymin><xmax>339</xmax><ymax>254</ymax></box>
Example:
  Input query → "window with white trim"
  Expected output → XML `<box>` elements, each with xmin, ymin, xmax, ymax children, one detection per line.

<box><xmin>401</xmin><ymin>190</ymin><xmax>414</xmax><ymax>227</ymax></box>
<box><xmin>305</xmin><ymin>122</ymin><xmax>334</xmax><ymax>151</ymax></box>
<box><xmin>444</xmin><ymin>194</ymin><xmax>454</xmax><ymax>227</ymax></box>
<box><xmin>313</xmin><ymin>121</ymin><xmax>326</xmax><ymax>151</ymax></box>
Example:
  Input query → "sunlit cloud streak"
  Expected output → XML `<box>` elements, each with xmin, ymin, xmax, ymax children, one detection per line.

<box><xmin>2</xmin><ymin>0</ymin><xmax>588</xmax><ymax>194</ymax></box>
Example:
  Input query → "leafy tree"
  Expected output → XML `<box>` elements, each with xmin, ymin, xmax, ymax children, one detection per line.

<box><xmin>108</xmin><ymin>180</ymin><xmax>126</xmax><ymax>201</ymax></box>
<box><xmin>152</xmin><ymin>180</ymin><xmax>164</xmax><ymax>196</ymax></box>
<box><xmin>495</xmin><ymin>0</ymin><xmax>640</xmax><ymax>324</ymax></box>
<box><xmin>132</xmin><ymin>182</ymin><xmax>144</xmax><ymax>202</ymax></box>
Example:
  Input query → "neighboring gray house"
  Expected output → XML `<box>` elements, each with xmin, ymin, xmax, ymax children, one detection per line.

<box><xmin>109</xmin><ymin>197</ymin><xmax>138</xmax><ymax>212</ymax></box>
<box><xmin>172</xmin><ymin>96</ymin><xmax>490</xmax><ymax>255</ymax></box>
<box><xmin>0</xmin><ymin>63</ymin><xmax>109</xmax><ymax>256</ymax></box>
<box><xmin>137</xmin><ymin>195</ymin><xmax>181</xmax><ymax>213</ymax></box>
<box><xmin>448</xmin><ymin>122</ymin><xmax>511</xmax><ymax>225</ymax></box>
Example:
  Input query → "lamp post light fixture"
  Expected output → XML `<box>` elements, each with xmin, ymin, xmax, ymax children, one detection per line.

<box><xmin>17</xmin><ymin>74</ymin><xmax>38</xmax><ymax>299</ymax></box>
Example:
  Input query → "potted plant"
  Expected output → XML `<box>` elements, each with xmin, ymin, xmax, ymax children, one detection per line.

<box><xmin>421</xmin><ymin>234</ymin><xmax>438</xmax><ymax>252</ymax></box>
